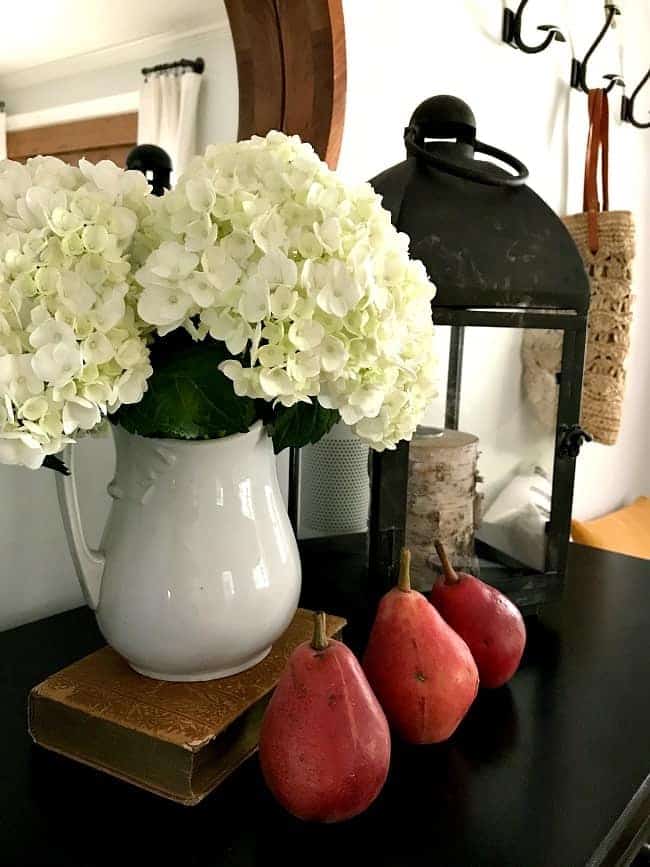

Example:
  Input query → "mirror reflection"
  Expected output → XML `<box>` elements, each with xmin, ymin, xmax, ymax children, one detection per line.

<box><xmin>1</xmin><ymin>1</ymin><xmax>237</xmax><ymax>169</ymax></box>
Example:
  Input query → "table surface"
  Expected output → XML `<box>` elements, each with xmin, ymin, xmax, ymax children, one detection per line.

<box><xmin>1</xmin><ymin>544</ymin><xmax>649</xmax><ymax>867</ymax></box>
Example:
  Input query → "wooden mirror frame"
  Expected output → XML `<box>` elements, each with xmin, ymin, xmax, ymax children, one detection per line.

<box><xmin>225</xmin><ymin>0</ymin><xmax>346</xmax><ymax>169</ymax></box>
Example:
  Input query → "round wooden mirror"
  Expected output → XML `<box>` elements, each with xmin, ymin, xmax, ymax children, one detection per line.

<box><xmin>225</xmin><ymin>0</ymin><xmax>346</xmax><ymax>169</ymax></box>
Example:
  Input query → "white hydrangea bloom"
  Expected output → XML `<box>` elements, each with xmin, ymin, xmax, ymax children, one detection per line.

<box><xmin>0</xmin><ymin>156</ymin><xmax>154</xmax><ymax>468</ymax></box>
<box><xmin>136</xmin><ymin>132</ymin><xmax>437</xmax><ymax>449</ymax></box>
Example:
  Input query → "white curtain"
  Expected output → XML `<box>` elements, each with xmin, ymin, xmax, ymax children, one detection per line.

<box><xmin>0</xmin><ymin>107</ymin><xmax>6</xmax><ymax>161</ymax></box>
<box><xmin>137</xmin><ymin>70</ymin><xmax>202</xmax><ymax>179</ymax></box>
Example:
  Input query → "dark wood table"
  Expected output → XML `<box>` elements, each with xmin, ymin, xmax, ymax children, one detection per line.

<box><xmin>1</xmin><ymin>544</ymin><xmax>648</xmax><ymax>867</ymax></box>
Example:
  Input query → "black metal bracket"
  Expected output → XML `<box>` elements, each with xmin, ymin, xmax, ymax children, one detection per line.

<box><xmin>558</xmin><ymin>424</ymin><xmax>592</xmax><ymax>459</ymax></box>
<box><xmin>621</xmin><ymin>69</ymin><xmax>650</xmax><ymax>129</ymax></box>
<box><xmin>570</xmin><ymin>5</ymin><xmax>624</xmax><ymax>93</ymax></box>
<box><xmin>503</xmin><ymin>1</ymin><xmax>565</xmax><ymax>54</ymax></box>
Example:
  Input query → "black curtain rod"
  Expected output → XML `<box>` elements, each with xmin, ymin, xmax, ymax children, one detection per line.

<box><xmin>141</xmin><ymin>57</ymin><xmax>205</xmax><ymax>77</ymax></box>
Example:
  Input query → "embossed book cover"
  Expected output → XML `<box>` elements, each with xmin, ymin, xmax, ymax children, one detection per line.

<box><xmin>29</xmin><ymin>609</ymin><xmax>345</xmax><ymax>805</ymax></box>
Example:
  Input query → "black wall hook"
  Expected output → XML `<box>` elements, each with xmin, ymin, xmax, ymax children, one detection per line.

<box><xmin>571</xmin><ymin>4</ymin><xmax>624</xmax><ymax>93</ymax></box>
<box><xmin>502</xmin><ymin>0</ymin><xmax>566</xmax><ymax>54</ymax></box>
<box><xmin>621</xmin><ymin>69</ymin><xmax>650</xmax><ymax>128</ymax></box>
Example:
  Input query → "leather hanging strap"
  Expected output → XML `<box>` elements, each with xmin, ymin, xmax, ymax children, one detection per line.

<box><xmin>582</xmin><ymin>89</ymin><xmax>610</xmax><ymax>254</ymax></box>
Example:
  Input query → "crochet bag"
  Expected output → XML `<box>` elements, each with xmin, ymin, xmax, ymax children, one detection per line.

<box><xmin>523</xmin><ymin>89</ymin><xmax>635</xmax><ymax>445</ymax></box>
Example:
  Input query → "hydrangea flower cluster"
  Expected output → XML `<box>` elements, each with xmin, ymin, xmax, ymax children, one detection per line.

<box><xmin>135</xmin><ymin>132</ymin><xmax>437</xmax><ymax>449</ymax></box>
<box><xmin>0</xmin><ymin>156</ymin><xmax>153</xmax><ymax>468</ymax></box>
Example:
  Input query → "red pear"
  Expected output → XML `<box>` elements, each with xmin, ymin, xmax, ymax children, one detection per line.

<box><xmin>362</xmin><ymin>549</ymin><xmax>478</xmax><ymax>744</ymax></box>
<box><xmin>259</xmin><ymin>612</ymin><xmax>391</xmax><ymax>822</ymax></box>
<box><xmin>430</xmin><ymin>541</ymin><xmax>526</xmax><ymax>689</ymax></box>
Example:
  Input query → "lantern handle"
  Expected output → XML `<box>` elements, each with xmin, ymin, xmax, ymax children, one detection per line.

<box><xmin>404</xmin><ymin>127</ymin><xmax>529</xmax><ymax>188</ymax></box>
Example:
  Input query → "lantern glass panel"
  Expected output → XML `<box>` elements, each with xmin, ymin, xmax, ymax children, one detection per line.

<box><xmin>420</xmin><ymin>324</ymin><xmax>558</xmax><ymax>574</ymax></box>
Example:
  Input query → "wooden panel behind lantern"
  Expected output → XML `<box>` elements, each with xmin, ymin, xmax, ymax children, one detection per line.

<box><xmin>406</xmin><ymin>428</ymin><xmax>483</xmax><ymax>590</ymax></box>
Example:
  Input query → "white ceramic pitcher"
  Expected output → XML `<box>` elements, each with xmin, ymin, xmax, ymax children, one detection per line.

<box><xmin>56</xmin><ymin>421</ymin><xmax>301</xmax><ymax>681</ymax></box>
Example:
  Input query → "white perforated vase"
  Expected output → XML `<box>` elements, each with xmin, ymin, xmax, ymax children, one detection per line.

<box><xmin>299</xmin><ymin>421</ymin><xmax>370</xmax><ymax>538</ymax></box>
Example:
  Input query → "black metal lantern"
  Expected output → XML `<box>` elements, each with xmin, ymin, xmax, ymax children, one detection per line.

<box><xmin>293</xmin><ymin>95</ymin><xmax>589</xmax><ymax>631</ymax></box>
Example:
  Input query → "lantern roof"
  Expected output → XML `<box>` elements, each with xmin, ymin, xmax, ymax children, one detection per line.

<box><xmin>370</xmin><ymin>96</ymin><xmax>590</xmax><ymax>314</ymax></box>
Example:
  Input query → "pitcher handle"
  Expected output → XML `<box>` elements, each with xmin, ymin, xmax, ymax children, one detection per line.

<box><xmin>55</xmin><ymin>445</ymin><xmax>105</xmax><ymax>610</ymax></box>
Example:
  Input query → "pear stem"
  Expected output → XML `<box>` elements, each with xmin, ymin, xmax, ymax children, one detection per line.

<box><xmin>434</xmin><ymin>540</ymin><xmax>461</xmax><ymax>585</ymax></box>
<box><xmin>397</xmin><ymin>547</ymin><xmax>412</xmax><ymax>592</ymax></box>
<box><xmin>311</xmin><ymin>611</ymin><xmax>329</xmax><ymax>651</ymax></box>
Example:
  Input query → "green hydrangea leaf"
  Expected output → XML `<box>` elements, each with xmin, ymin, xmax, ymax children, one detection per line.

<box><xmin>112</xmin><ymin>336</ymin><xmax>257</xmax><ymax>440</ymax></box>
<box><xmin>269</xmin><ymin>401</ymin><xmax>339</xmax><ymax>453</ymax></box>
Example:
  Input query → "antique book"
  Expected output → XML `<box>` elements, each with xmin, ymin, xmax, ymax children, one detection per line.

<box><xmin>29</xmin><ymin>609</ymin><xmax>345</xmax><ymax>806</ymax></box>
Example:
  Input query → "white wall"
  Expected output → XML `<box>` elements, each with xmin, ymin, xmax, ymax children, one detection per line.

<box><xmin>0</xmin><ymin>26</ymin><xmax>238</xmax><ymax>630</ymax></box>
<box><xmin>339</xmin><ymin>0</ymin><xmax>650</xmax><ymax>517</ymax></box>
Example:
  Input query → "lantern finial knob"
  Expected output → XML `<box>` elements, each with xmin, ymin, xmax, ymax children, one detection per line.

<box><xmin>407</xmin><ymin>95</ymin><xmax>477</xmax><ymax>148</ymax></box>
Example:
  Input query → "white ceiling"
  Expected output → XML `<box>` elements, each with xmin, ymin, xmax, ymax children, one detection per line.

<box><xmin>0</xmin><ymin>0</ymin><xmax>227</xmax><ymax>77</ymax></box>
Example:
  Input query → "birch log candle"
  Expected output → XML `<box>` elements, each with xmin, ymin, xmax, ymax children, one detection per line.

<box><xmin>406</xmin><ymin>428</ymin><xmax>482</xmax><ymax>591</ymax></box>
